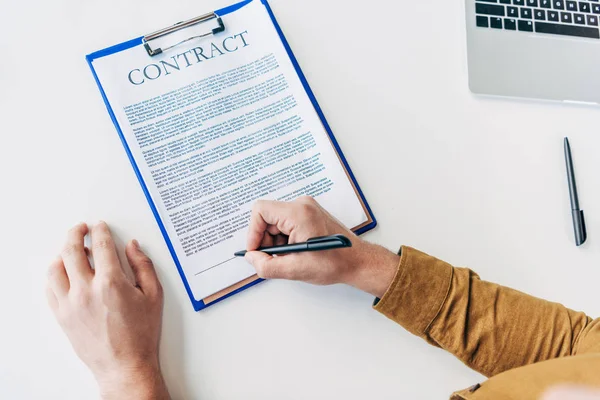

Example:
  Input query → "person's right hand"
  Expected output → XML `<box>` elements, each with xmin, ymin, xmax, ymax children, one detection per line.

<box><xmin>245</xmin><ymin>196</ymin><xmax>399</xmax><ymax>298</ymax></box>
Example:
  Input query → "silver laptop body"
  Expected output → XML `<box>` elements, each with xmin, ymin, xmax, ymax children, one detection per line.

<box><xmin>466</xmin><ymin>0</ymin><xmax>600</xmax><ymax>105</ymax></box>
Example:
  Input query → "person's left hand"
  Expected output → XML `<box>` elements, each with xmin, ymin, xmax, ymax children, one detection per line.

<box><xmin>46</xmin><ymin>222</ymin><xmax>170</xmax><ymax>400</ymax></box>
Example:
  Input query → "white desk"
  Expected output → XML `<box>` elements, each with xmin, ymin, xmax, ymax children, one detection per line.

<box><xmin>1</xmin><ymin>0</ymin><xmax>599</xmax><ymax>398</ymax></box>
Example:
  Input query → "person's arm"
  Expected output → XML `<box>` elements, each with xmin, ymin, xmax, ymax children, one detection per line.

<box><xmin>244</xmin><ymin>197</ymin><xmax>600</xmax><ymax>378</ymax></box>
<box><xmin>374</xmin><ymin>246</ymin><xmax>600</xmax><ymax>377</ymax></box>
<box><xmin>46</xmin><ymin>222</ymin><xmax>170</xmax><ymax>400</ymax></box>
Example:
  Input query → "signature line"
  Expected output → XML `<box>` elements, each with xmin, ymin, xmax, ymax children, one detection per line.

<box><xmin>194</xmin><ymin>257</ymin><xmax>237</xmax><ymax>276</ymax></box>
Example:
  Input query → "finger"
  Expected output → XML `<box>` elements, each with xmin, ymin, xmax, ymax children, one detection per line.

<box><xmin>247</xmin><ymin>201</ymin><xmax>296</xmax><ymax>251</ymax></box>
<box><xmin>91</xmin><ymin>221</ymin><xmax>124</xmax><ymax>277</ymax></box>
<box><xmin>274</xmin><ymin>234</ymin><xmax>288</xmax><ymax>246</ymax></box>
<box><xmin>126</xmin><ymin>240</ymin><xmax>162</xmax><ymax>298</ymax></box>
<box><xmin>245</xmin><ymin>251</ymin><xmax>297</xmax><ymax>280</ymax></box>
<box><xmin>46</xmin><ymin>286</ymin><xmax>59</xmax><ymax>312</ymax></box>
<box><xmin>61</xmin><ymin>223</ymin><xmax>93</xmax><ymax>283</ymax></box>
<box><xmin>47</xmin><ymin>257</ymin><xmax>70</xmax><ymax>298</ymax></box>
<box><xmin>260</xmin><ymin>233</ymin><xmax>275</xmax><ymax>248</ymax></box>
<box><xmin>267</xmin><ymin>225</ymin><xmax>282</xmax><ymax>236</ymax></box>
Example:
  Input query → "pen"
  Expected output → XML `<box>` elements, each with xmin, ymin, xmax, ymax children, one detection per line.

<box><xmin>564</xmin><ymin>137</ymin><xmax>587</xmax><ymax>246</ymax></box>
<box><xmin>234</xmin><ymin>234</ymin><xmax>352</xmax><ymax>257</ymax></box>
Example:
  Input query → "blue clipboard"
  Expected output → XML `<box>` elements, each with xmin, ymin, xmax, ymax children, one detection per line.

<box><xmin>86</xmin><ymin>0</ymin><xmax>377</xmax><ymax>311</ymax></box>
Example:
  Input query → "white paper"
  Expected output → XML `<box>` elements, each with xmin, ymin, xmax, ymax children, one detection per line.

<box><xmin>91</xmin><ymin>0</ymin><xmax>368</xmax><ymax>301</ymax></box>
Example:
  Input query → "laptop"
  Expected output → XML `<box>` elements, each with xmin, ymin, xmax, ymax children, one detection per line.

<box><xmin>466</xmin><ymin>0</ymin><xmax>600</xmax><ymax>105</ymax></box>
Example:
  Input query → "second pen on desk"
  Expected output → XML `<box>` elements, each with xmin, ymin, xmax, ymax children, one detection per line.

<box><xmin>564</xmin><ymin>137</ymin><xmax>587</xmax><ymax>246</ymax></box>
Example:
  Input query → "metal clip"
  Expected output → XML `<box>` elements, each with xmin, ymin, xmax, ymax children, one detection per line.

<box><xmin>142</xmin><ymin>12</ymin><xmax>225</xmax><ymax>57</ymax></box>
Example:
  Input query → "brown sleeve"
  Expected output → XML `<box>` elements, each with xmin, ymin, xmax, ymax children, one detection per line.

<box><xmin>374</xmin><ymin>246</ymin><xmax>599</xmax><ymax>378</ymax></box>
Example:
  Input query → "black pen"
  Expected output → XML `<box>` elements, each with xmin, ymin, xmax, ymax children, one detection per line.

<box><xmin>564</xmin><ymin>137</ymin><xmax>587</xmax><ymax>246</ymax></box>
<box><xmin>234</xmin><ymin>234</ymin><xmax>352</xmax><ymax>257</ymax></box>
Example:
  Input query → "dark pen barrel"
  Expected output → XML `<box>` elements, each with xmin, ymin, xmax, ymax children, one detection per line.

<box><xmin>564</xmin><ymin>137</ymin><xmax>580</xmax><ymax>210</ymax></box>
<box><xmin>261</xmin><ymin>243</ymin><xmax>309</xmax><ymax>255</ymax></box>
<box><xmin>564</xmin><ymin>138</ymin><xmax>587</xmax><ymax>246</ymax></box>
<box><xmin>234</xmin><ymin>235</ymin><xmax>352</xmax><ymax>257</ymax></box>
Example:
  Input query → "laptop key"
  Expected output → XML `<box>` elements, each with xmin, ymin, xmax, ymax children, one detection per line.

<box><xmin>476</xmin><ymin>15</ymin><xmax>490</xmax><ymax>27</ymax></box>
<box><xmin>554</xmin><ymin>0</ymin><xmax>565</xmax><ymax>9</ymax></box>
<box><xmin>567</xmin><ymin>0</ymin><xmax>578</xmax><ymax>10</ymax></box>
<box><xmin>562</xmin><ymin>11</ymin><xmax>573</xmax><ymax>21</ymax></box>
<box><xmin>521</xmin><ymin>7</ymin><xmax>533</xmax><ymax>17</ymax></box>
<box><xmin>490</xmin><ymin>16</ymin><xmax>504</xmax><ymax>27</ymax></box>
<box><xmin>575</xmin><ymin>13</ymin><xmax>586</xmax><ymax>23</ymax></box>
<box><xmin>541</xmin><ymin>0</ymin><xmax>553</xmax><ymax>7</ymax></box>
<box><xmin>548</xmin><ymin>9</ymin><xmax>561</xmax><ymax>19</ymax></box>
<box><xmin>527</xmin><ymin>0</ymin><xmax>539</xmax><ymax>5</ymax></box>
<box><xmin>500</xmin><ymin>0</ymin><xmax>512</xmax><ymax>3</ymax></box>
<box><xmin>535</xmin><ymin>9</ymin><xmax>547</xmax><ymax>18</ymax></box>
<box><xmin>507</xmin><ymin>6</ymin><xmax>519</xmax><ymax>15</ymax></box>
<box><xmin>519</xmin><ymin>19</ymin><xmax>535</xmax><ymax>30</ymax></box>
<box><xmin>476</xmin><ymin>3</ymin><xmax>506</xmax><ymax>16</ymax></box>
<box><xmin>504</xmin><ymin>17</ymin><xmax>518</xmax><ymax>28</ymax></box>
<box><xmin>514</xmin><ymin>0</ymin><xmax>525</xmax><ymax>5</ymax></box>
<box><xmin>535</xmin><ymin>20</ymin><xmax>600</xmax><ymax>36</ymax></box>
<box><xmin>588</xmin><ymin>14</ymin><xmax>599</xmax><ymax>24</ymax></box>
<box><xmin>594</xmin><ymin>3</ymin><xmax>600</xmax><ymax>12</ymax></box>
<box><xmin>580</xmin><ymin>2</ymin><xmax>591</xmax><ymax>12</ymax></box>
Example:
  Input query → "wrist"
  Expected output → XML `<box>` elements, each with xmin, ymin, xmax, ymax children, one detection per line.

<box><xmin>97</xmin><ymin>361</ymin><xmax>170</xmax><ymax>400</ymax></box>
<box><xmin>344</xmin><ymin>241</ymin><xmax>400</xmax><ymax>298</ymax></box>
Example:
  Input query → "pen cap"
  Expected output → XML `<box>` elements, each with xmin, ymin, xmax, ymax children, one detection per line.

<box><xmin>307</xmin><ymin>234</ymin><xmax>351</xmax><ymax>246</ymax></box>
<box><xmin>572</xmin><ymin>209</ymin><xmax>587</xmax><ymax>246</ymax></box>
<box><xmin>306</xmin><ymin>235</ymin><xmax>352</xmax><ymax>251</ymax></box>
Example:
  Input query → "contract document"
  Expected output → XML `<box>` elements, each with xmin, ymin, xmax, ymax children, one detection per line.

<box><xmin>87</xmin><ymin>0</ymin><xmax>375</xmax><ymax>310</ymax></box>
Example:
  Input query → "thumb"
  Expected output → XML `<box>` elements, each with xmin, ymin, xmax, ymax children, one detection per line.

<box><xmin>245</xmin><ymin>251</ymin><xmax>295</xmax><ymax>280</ymax></box>
<box><xmin>126</xmin><ymin>240</ymin><xmax>163</xmax><ymax>298</ymax></box>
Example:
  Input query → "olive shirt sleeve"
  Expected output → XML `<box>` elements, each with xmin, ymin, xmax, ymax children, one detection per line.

<box><xmin>374</xmin><ymin>246</ymin><xmax>600</xmax><ymax>378</ymax></box>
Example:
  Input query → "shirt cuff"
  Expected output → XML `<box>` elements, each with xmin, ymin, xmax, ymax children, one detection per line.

<box><xmin>373</xmin><ymin>246</ymin><xmax>453</xmax><ymax>337</ymax></box>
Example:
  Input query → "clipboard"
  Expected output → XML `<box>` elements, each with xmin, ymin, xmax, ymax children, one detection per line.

<box><xmin>86</xmin><ymin>0</ymin><xmax>377</xmax><ymax>311</ymax></box>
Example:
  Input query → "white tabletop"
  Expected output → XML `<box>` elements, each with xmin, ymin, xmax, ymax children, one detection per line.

<box><xmin>2</xmin><ymin>0</ymin><xmax>599</xmax><ymax>398</ymax></box>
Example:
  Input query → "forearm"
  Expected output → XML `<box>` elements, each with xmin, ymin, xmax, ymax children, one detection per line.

<box><xmin>343</xmin><ymin>241</ymin><xmax>400</xmax><ymax>298</ymax></box>
<box><xmin>98</xmin><ymin>363</ymin><xmax>170</xmax><ymax>400</ymax></box>
<box><xmin>373</xmin><ymin>246</ymin><xmax>595</xmax><ymax>378</ymax></box>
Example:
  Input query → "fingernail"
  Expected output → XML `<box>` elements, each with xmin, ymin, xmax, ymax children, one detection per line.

<box><xmin>132</xmin><ymin>239</ymin><xmax>140</xmax><ymax>249</ymax></box>
<box><xmin>244</xmin><ymin>252</ymin><xmax>254</xmax><ymax>264</ymax></box>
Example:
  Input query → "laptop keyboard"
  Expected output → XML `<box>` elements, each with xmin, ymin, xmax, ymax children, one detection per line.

<box><xmin>475</xmin><ymin>0</ymin><xmax>600</xmax><ymax>39</ymax></box>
